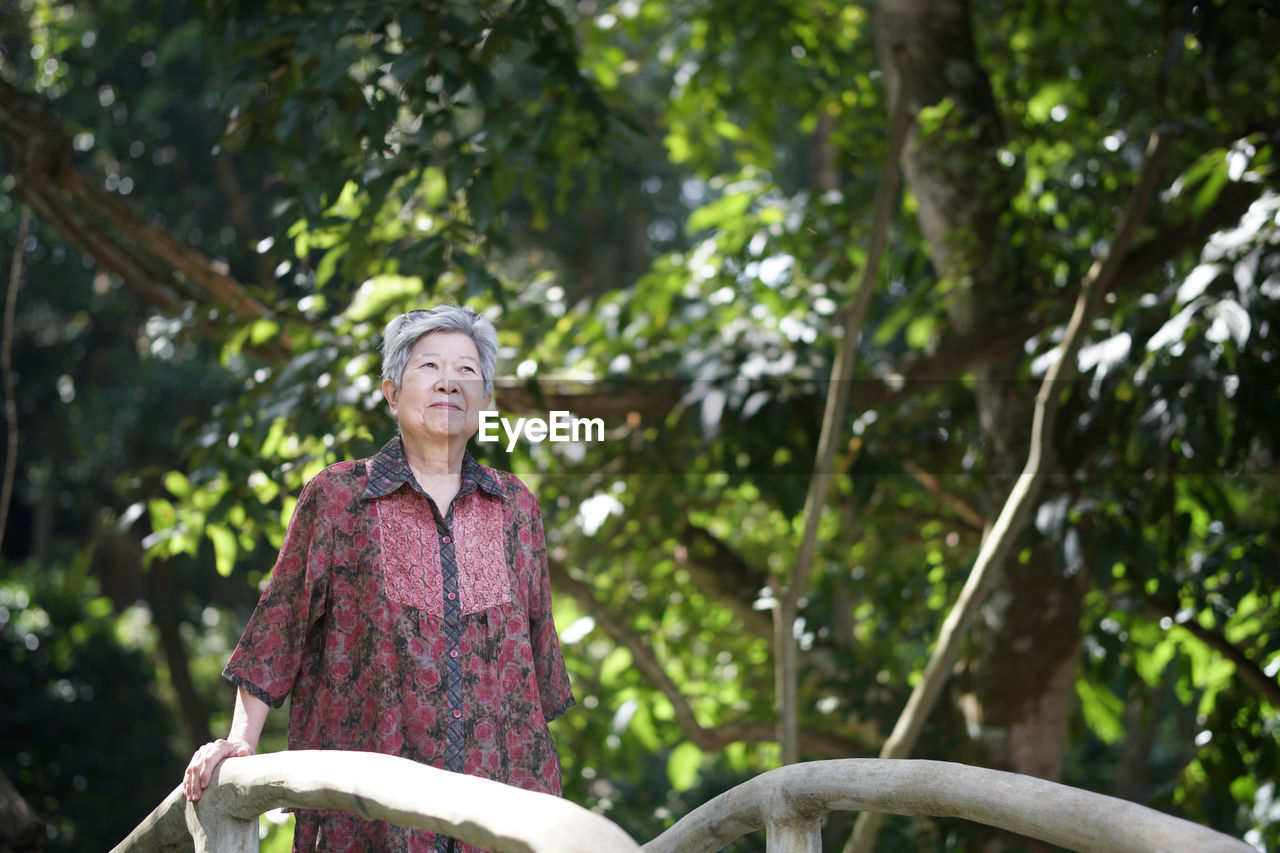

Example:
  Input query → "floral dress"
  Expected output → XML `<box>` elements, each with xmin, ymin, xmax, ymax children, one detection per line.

<box><xmin>224</xmin><ymin>436</ymin><xmax>575</xmax><ymax>852</ymax></box>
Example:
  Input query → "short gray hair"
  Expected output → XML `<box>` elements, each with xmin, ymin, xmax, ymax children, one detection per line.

<box><xmin>381</xmin><ymin>306</ymin><xmax>498</xmax><ymax>397</ymax></box>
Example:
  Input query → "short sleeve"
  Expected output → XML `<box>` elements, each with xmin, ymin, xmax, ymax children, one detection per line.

<box><xmin>223</xmin><ymin>474</ymin><xmax>332</xmax><ymax>708</ymax></box>
<box><xmin>523</xmin><ymin>490</ymin><xmax>575</xmax><ymax>723</ymax></box>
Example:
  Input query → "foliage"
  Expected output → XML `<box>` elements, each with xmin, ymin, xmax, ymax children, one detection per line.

<box><xmin>2</xmin><ymin>0</ymin><xmax>1279</xmax><ymax>851</ymax></box>
<box><xmin>0</xmin><ymin>559</ymin><xmax>183</xmax><ymax>851</ymax></box>
<box><xmin>194</xmin><ymin>0</ymin><xmax>622</xmax><ymax>305</ymax></box>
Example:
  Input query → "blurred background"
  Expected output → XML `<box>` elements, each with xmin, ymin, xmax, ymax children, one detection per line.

<box><xmin>1</xmin><ymin>0</ymin><xmax>1278</xmax><ymax>850</ymax></box>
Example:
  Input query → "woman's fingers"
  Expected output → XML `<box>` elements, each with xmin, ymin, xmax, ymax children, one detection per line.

<box><xmin>183</xmin><ymin>740</ymin><xmax>251</xmax><ymax>801</ymax></box>
<box><xmin>184</xmin><ymin>743</ymin><xmax>213</xmax><ymax>801</ymax></box>
<box><xmin>188</xmin><ymin>742</ymin><xmax>224</xmax><ymax>800</ymax></box>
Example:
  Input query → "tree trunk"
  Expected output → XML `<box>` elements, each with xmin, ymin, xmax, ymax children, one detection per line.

<box><xmin>868</xmin><ymin>0</ymin><xmax>1079</xmax><ymax>845</ymax></box>
<box><xmin>957</xmin><ymin>547</ymin><xmax>1088</xmax><ymax>852</ymax></box>
<box><xmin>150</xmin><ymin>560</ymin><xmax>213</xmax><ymax>746</ymax></box>
<box><xmin>0</xmin><ymin>769</ymin><xmax>44</xmax><ymax>852</ymax></box>
<box><xmin>1113</xmin><ymin>683</ymin><xmax>1154</xmax><ymax>804</ymax></box>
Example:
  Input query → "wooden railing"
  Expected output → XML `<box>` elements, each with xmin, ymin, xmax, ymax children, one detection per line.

<box><xmin>109</xmin><ymin>751</ymin><xmax>641</xmax><ymax>853</ymax></box>
<box><xmin>112</xmin><ymin>753</ymin><xmax>1255</xmax><ymax>853</ymax></box>
<box><xmin>644</xmin><ymin>760</ymin><xmax>1255</xmax><ymax>853</ymax></box>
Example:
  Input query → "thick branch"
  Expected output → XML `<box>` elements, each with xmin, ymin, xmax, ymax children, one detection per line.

<box><xmin>681</xmin><ymin>524</ymin><xmax>773</xmax><ymax>640</ymax></box>
<box><xmin>901</xmin><ymin>459</ymin><xmax>986</xmax><ymax>531</ymax></box>
<box><xmin>496</xmin><ymin>169</ymin><xmax>1256</xmax><ymax>421</ymax></box>
<box><xmin>0</xmin><ymin>768</ymin><xmax>44</xmax><ymax>852</ymax></box>
<box><xmin>1146</xmin><ymin>597</ymin><xmax>1280</xmax><ymax>709</ymax></box>
<box><xmin>0</xmin><ymin>78</ymin><xmax>281</xmax><ymax>349</ymax></box>
<box><xmin>1</xmin><ymin>205</ymin><xmax>29</xmax><ymax>552</ymax></box>
<box><xmin>60</xmin><ymin>167</ymin><xmax>270</xmax><ymax>316</ymax></box>
<box><xmin>547</xmin><ymin>558</ymin><xmax>870</xmax><ymax>759</ymax></box>
<box><xmin>115</xmin><ymin>751</ymin><xmax>641</xmax><ymax>853</ymax></box>
<box><xmin>496</xmin><ymin>382</ymin><xmax>681</xmax><ymax>420</ymax></box>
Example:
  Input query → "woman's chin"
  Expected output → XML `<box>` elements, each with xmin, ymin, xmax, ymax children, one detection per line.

<box><xmin>403</xmin><ymin>421</ymin><xmax>476</xmax><ymax>446</ymax></box>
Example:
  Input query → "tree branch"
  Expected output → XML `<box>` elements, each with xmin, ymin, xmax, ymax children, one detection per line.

<box><xmin>1145</xmin><ymin>596</ymin><xmax>1280</xmax><ymax>710</ymax></box>
<box><xmin>901</xmin><ymin>459</ymin><xmax>986</xmax><ymax>531</ymax></box>
<box><xmin>547</xmin><ymin>558</ymin><xmax>872</xmax><ymax>759</ymax></box>
<box><xmin>1</xmin><ymin>205</ymin><xmax>29</xmax><ymax>552</ymax></box>
<box><xmin>680</xmin><ymin>524</ymin><xmax>773</xmax><ymax>640</ymax></box>
<box><xmin>774</xmin><ymin>45</ymin><xmax>916</xmax><ymax>765</ymax></box>
<box><xmin>495</xmin><ymin>381</ymin><xmax>682</xmax><ymax>420</ymax></box>
<box><xmin>149</xmin><ymin>560</ymin><xmax>213</xmax><ymax>746</ymax></box>
<box><xmin>0</xmin><ymin>768</ymin><xmax>44</xmax><ymax>852</ymax></box>
<box><xmin>0</xmin><ymin>77</ymin><xmax>284</xmax><ymax>352</ymax></box>
<box><xmin>3</xmin><ymin>76</ymin><xmax>1258</xmax><ymax>422</ymax></box>
<box><xmin>495</xmin><ymin>175</ymin><xmax>1259</xmax><ymax>424</ymax></box>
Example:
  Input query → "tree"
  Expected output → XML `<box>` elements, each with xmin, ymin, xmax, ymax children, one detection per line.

<box><xmin>2</xmin><ymin>0</ymin><xmax>1278</xmax><ymax>850</ymax></box>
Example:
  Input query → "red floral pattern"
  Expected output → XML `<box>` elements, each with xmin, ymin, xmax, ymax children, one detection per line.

<box><xmin>224</xmin><ymin>438</ymin><xmax>574</xmax><ymax>853</ymax></box>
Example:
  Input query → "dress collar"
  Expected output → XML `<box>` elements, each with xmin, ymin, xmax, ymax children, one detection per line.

<box><xmin>362</xmin><ymin>435</ymin><xmax>505</xmax><ymax>501</ymax></box>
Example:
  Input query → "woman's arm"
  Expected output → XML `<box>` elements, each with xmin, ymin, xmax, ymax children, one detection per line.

<box><xmin>182</xmin><ymin>686</ymin><xmax>270</xmax><ymax>801</ymax></box>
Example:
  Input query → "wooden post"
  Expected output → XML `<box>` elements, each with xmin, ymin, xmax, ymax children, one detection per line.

<box><xmin>765</xmin><ymin>817</ymin><xmax>822</xmax><ymax>853</ymax></box>
<box><xmin>185</xmin><ymin>797</ymin><xmax>256</xmax><ymax>853</ymax></box>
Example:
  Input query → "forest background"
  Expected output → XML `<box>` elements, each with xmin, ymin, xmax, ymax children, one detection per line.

<box><xmin>1</xmin><ymin>0</ymin><xmax>1278</xmax><ymax>851</ymax></box>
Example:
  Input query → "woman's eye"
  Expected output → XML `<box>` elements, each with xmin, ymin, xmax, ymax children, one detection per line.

<box><xmin>461</xmin><ymin>365</ymin><xmax>475</xmax><ymax>373</ymax></box>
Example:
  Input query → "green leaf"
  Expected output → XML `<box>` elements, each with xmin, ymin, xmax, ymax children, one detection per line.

<box><xmin>905</xmin><ymin>315</ymin><xmax>935</xmax><ymax>349</ymax></box>
<box><xmin>249</xmin><ymin>319</ymin><xmax>281</xmax><ymax>346</ymax></box>
<box><xmin>261</xmin><ymin>418</ymin><xmax>289</xmax><ymax>459</ymax></box>
<box><xmin>389</xmin><ymin>50</ymin><xmax>425</xmax><ymax>84</ymax></box>
<box><xmin>1193</xmin><ymin>163</ymin><xmax>1229</xmax><ymax>217</ymax></box>
<box><xmin>1026</xmin><ymin>82</ymin><xmax>1070</xmax><ymax>123</ymax></box>
<box><xmin>688</xmin><ymin>192</ymin><xmax>753</xmax><ymax>233</ymax></box>
<box><xmin>666</xmin><ymin>741</ymin><xmax>703</xmax><ymax>793</ymax></box>
<box><xmin>1134</xmin><ymin>633</ymin><xmax>1177</xmax><ymax>688</ymax></box>
<box><xmin>207</xmin><ymin>523</ymin><xmax>238</xmax><ymax>578</ymax></box>
<box><xmin>315</xmin><ymin>245</ymin><xmax>346</xmax><ymax>288</ymax></box>
<box><xmin>345</xmin><ymin>274</ymin><xmax>425</xmax><ymax>322</ymax></box>
<box><xmin>163</xmin><ymin>471</ymin><xmax>190</xmax><ymax>499</ymax></box>
<box><xmin>599</xmin><ymin>646</ymin><xmax>633</xmax><ymax>684</ymax></box>
<box><xmin>1075</xmin><ymin>678</ymin><xmax>1124</xmax><ymax>744</ymax></box>
<box><xmin>147</xmin><ymin>498</ymin><xmax>176</xmax><ymax>533</ymax></box>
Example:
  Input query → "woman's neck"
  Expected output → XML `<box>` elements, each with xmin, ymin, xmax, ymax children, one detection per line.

<box><xmin>401</xmin><ymin>434</ymin><xmax>467</xmax><ymax>479</ymax></box>
<box><xmin>401</xmin><ymin>435</ymin><xmax>468</xmax><ymax>514</ymax></box>
<box><xmin>401</xmin><ymin>436</ymin><xmax>465</xmax><ymax>511</ymax></box>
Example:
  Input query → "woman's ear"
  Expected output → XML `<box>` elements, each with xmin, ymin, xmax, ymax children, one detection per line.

<box><xmin>382</xmin><ymin>378</ymin><xmax>400</xmax><ymax>416</ymax></box>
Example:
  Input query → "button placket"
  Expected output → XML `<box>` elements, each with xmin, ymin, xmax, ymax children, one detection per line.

<box><xmin>439</xmin><ymin>509</ymin><xmax>465</xmax><ymax>775</ymax></box>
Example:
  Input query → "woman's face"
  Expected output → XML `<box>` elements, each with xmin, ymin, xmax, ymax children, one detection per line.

<box><xmin>382</xmin><ymin>331</ymin><xmax>491</xmax><ymax>450</ymax></box>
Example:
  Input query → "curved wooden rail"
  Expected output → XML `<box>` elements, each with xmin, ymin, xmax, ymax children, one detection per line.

<box><xmin>112</xmin><ymin>753</ymin><xmax>1254</xmax><ymax>853</ymax></box>
<box><xmin>641</xmin><ymin>759</ymin><xmax>1254</xmax><ymax>853</ymax></box>
<box><xmin>110</xmin><ymin>750</ymin><xmax>642</xmax><ymax>853</ymax></box>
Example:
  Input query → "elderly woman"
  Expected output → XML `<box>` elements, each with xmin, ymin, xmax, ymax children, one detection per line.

<box><xmin>182</xmin><ymin>306</ymin><xmax>575</xmax><ymax>852</ymax></box>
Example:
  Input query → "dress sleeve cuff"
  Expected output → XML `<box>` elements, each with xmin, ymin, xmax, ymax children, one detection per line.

<box><xmin>543</xmin><ymin>694</ymin><xmax>575</xmax><ymax>724</ymax></box>
<box><xmin>223</xmin><ymin>668</ymin><xmax>287</xmax><ymax>710</ymax></box>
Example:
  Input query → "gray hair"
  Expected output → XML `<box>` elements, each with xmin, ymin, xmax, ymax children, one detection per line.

<box><xmin>381</xmin><ymin>306</ymin><xmax>498</xmax><ymax>397</ymax></box>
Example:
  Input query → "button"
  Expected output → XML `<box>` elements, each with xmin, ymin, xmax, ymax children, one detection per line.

<box><xmin>452</xmin><ymin>709</ymin><xmax>462</xmax><ymax>719</ymax></box>
<box><xmin>450</xmin><ymin>649</ymin><xmax>459</xmax><ymax>659</ymax></box>
<box><xmin>441</xmin><ymin>535</ymin><xmax>451</xmax><ymax>544</ymax></box>
<box><xmin>447</xmin><ymin>592</ymin><xmax>456</xmax><ymax>601</ymax></box>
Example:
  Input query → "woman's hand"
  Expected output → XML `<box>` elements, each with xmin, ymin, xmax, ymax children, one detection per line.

<box><xmin>182</xmin><ymin>738</ymin><xmax>254</xmax><ymax>801</ymax></box>
<box><xmin>184</xmin><ymin>686</ymin><xmax>270</xmax><ymax>801</ymax></box>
